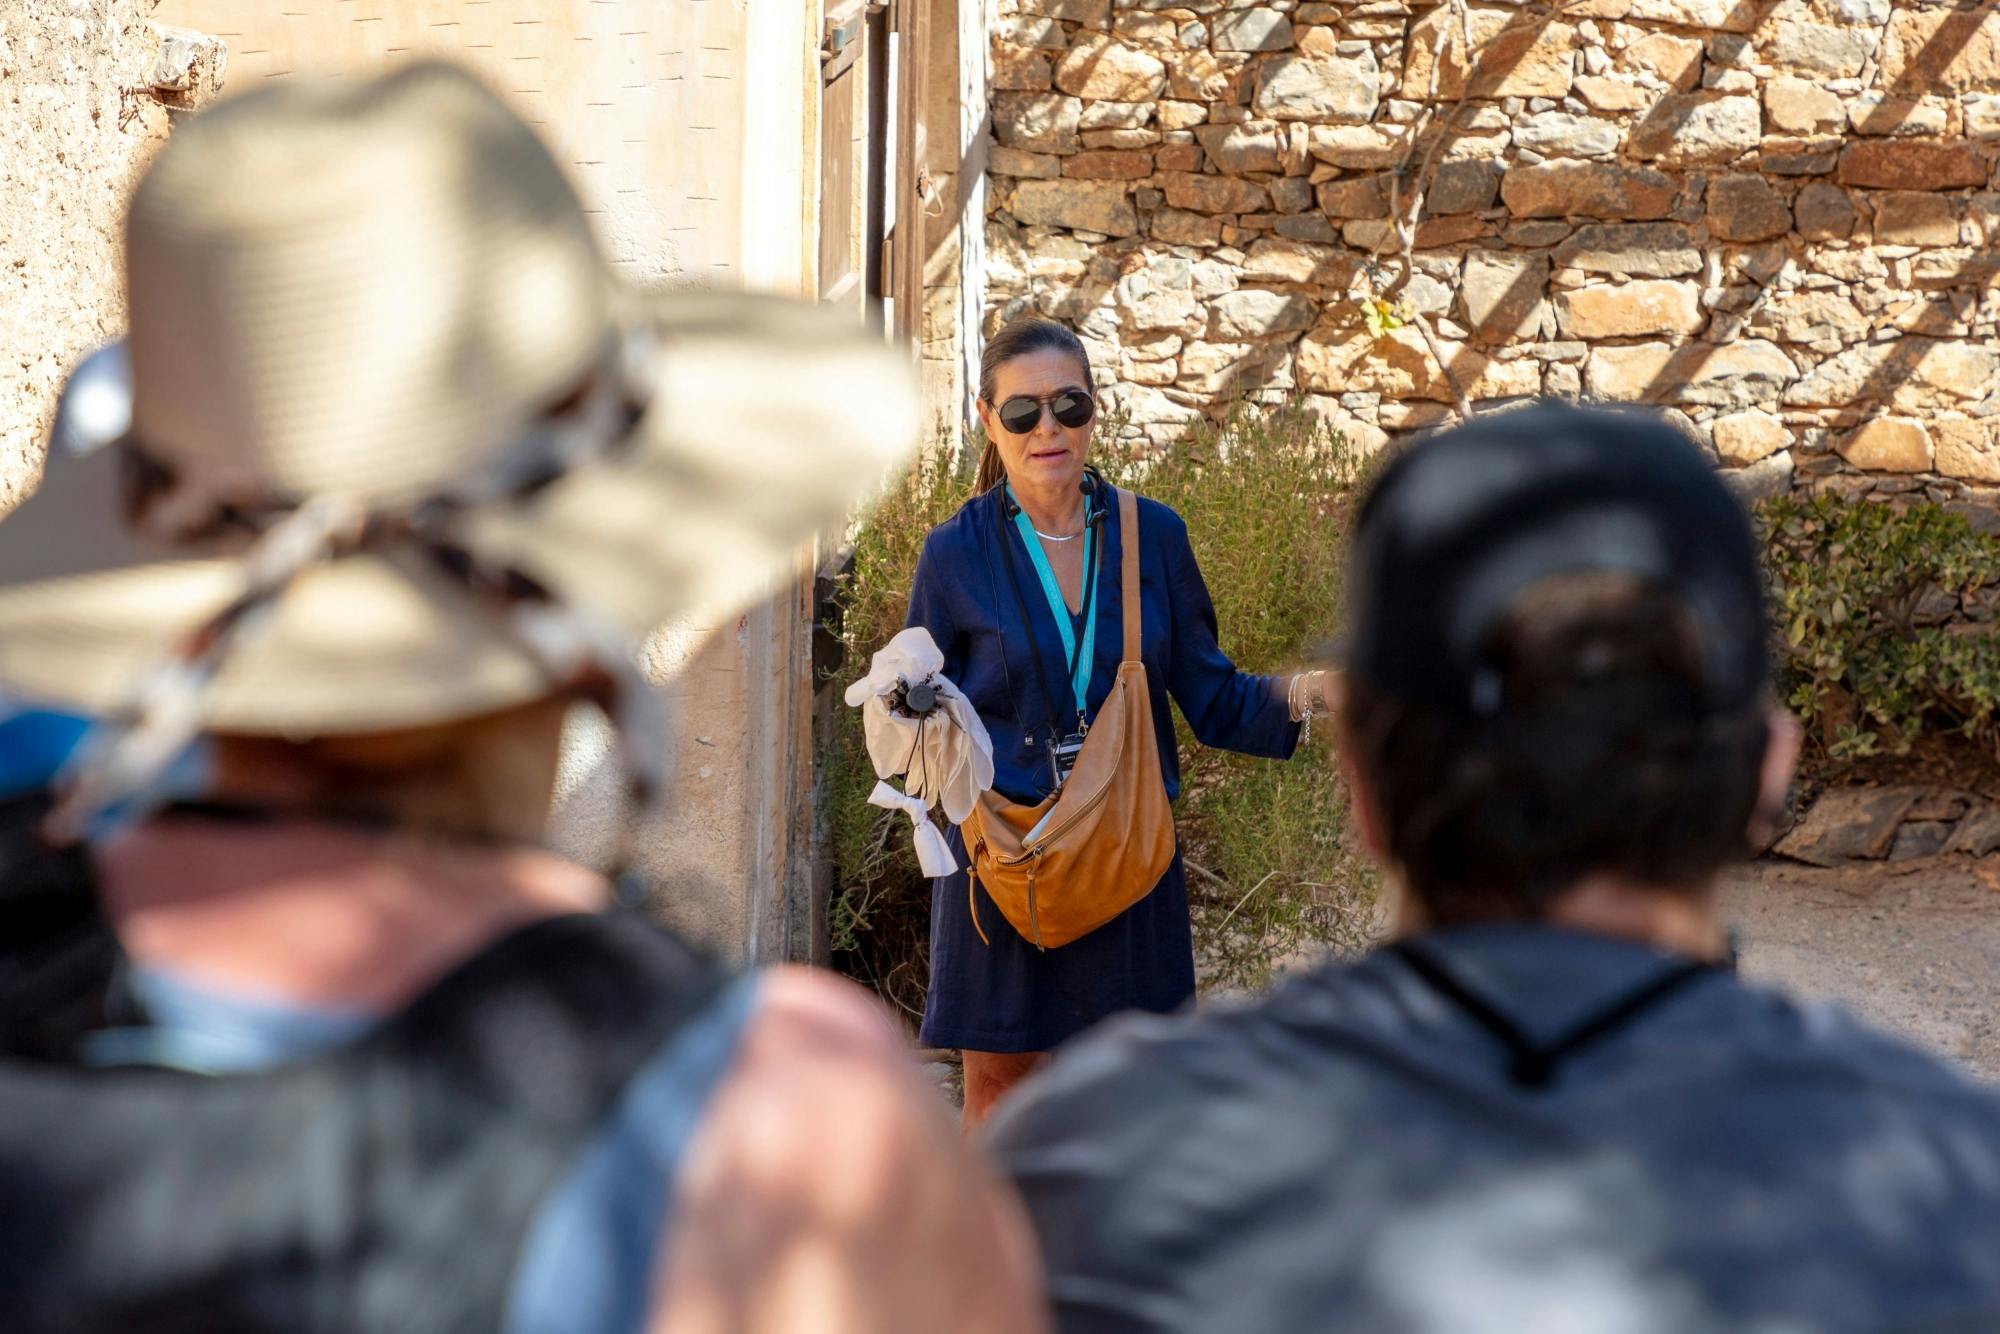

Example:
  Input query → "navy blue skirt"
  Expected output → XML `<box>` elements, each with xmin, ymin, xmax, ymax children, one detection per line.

<box><xmin>918</xmin><ymin>824</ymin><xmax>1195</xmax><ymax>1053</ymax></box>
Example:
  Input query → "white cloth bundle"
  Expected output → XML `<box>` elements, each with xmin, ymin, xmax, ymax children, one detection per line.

<box><xmin>843</xmin><ymin>627</ymin><xmax>994</xmax><ymax>873</ymax></box>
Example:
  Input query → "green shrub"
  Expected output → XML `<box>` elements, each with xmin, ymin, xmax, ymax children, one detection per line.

<box><xmin>826</xmin><ymin>404</ymin><xmax>1379</xmax><ymax>1021</ymax></box>
<box><xmin>1759</xmin><ymin>492</ymin><xmax>2000</xmax><ymax>762</ymax></box>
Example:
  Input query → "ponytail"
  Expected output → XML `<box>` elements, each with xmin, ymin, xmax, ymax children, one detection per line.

<box><xmin>975</xmin><ymin>438</ymin><xmax>1007</xmax><ymax>494</ymax></box>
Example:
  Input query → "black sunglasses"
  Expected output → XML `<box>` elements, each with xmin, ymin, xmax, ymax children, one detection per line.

<box><xmin>996</xmin><ymin>388</ymin><xmax>1095</xmax><ymax>435</ymax></box>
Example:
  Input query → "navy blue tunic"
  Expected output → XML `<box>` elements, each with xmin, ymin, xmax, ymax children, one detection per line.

<box><xmin>906</xmin><ymin>486</ymin><xmax>1298</xmax><ymax>1053</ymax></box>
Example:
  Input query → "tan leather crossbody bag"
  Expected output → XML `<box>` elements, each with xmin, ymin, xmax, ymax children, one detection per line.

<box><xmin>961</xmin><ymin>486</ymin><xmax>1175</xmax><ymax>949</ymax></box>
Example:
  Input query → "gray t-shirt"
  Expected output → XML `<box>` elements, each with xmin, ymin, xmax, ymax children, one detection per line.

<box><xmin>988</xmin><ymin>924</ymin><xmax>2000</xmax><ymax>1334</ymax></box>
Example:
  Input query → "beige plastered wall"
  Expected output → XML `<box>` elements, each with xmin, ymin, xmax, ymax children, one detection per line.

<box><xmin>25</xmin><ymin>0</ymin><xmax>826</xmax><ymax>963</ymax></box>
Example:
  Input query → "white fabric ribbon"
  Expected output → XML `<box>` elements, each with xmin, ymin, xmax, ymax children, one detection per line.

<box><xmin>868</xmin><ymin>780</ymin><xmax>959</xmax><ymax>877</ymax></box>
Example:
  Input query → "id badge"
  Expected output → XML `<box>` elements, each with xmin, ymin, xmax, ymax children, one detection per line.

<box><xmin>1050</xmin><ymin>731</ymin><xmax>1086</xmax><ymax>789</ymax></box>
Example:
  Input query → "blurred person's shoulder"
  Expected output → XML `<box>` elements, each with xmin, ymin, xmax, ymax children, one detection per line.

<box><xmin>656</xmin><ymin>964</ymin><xmax>1046</xmax><ymax>1334</ymax></box>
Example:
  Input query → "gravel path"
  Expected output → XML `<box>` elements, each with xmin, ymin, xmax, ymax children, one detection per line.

<box><xmin>1721</xmin><ymin>857</ymin><xmax>2000</xmax><ymax>1082</ymax></box>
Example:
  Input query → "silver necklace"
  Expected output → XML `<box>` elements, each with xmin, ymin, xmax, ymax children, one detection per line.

<box><xmin>1033</xmin><ymin>526</ymin><xmax>1082</xmax><ymax>543</ymax></box>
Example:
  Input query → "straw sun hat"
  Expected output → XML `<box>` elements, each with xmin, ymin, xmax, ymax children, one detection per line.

<box><xmin>0</xmin><ymin>62</ymin><xmax>918</xmax><ymax>833</ymax></box>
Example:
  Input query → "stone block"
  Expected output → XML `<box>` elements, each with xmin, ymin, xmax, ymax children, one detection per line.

<box><xmin>1793</xmin><ymin>181</ymin><xmax>1857</xmax><ymax>239</ymax></box>
<box><xmin>1558</xmin><ymin>279</ymin><xmax>1704</xmax><ymax>338</ymax></box>
<box><xmin>1837</xmin><ymin>141</ymin><xmax>1989</xmax><ymax>191</ymax></box>
<box><xmin>1625</xmin><ymin>32</ymin><xmax>1704</xmax><ymax>91</ymax></box>
<box><xmin>1160</xmin><ymin>171</ymin><xmax>1270</xmax><ymax>215</ymax></box>
<box><xmin>1254</xmin><ymin>52</ymin><xmax>1381</xmax><ymax>122</ymax></box>
<box><xmin>1968</xmin><ymin>94</ymin><xmax>2000</xmax><ymax>143</ymax></box>
<box><xmin>1554</xmin><ymin>222</ymin><xmax>1702</xmax><ymax>276</ymax></box>
<box><xmin>1935</xmin><ymin>418</ymin><xmax>2000</xmax><ymax>483</ymax></box>
<box><xmin>995</xmin><ymin>15</ymin><xmax>1066</xmax><ymax>48</ymax></box>
<box><xmin>1706</xmin><ymin>174</ymin><xmax>1792</xmax><ymax>242</ymax></box>
<box><xmin>1404</xmin><ymin>8</ymin><xmax>1578</xmax><ymax>99</ymax></box>
<box><xmin>1722</xmin><ymin>450</ymin><xmax>1795</xmax><ymax>502</ymax></box>
<box><xmin>1874</xmin><ymin>192</ymin><xmax>1960</xmax><ymax>247</ymax></box>
<box><xmin>1837</xmin><ymin>417</ymin><xmax>1934</xmax><ymax>473</ymax></box>
<box><xmin>1627</xmin><ymin>94</ymin><xmax>1763</xmax><ymax>167</ymax></box>
<box><xmin>1011</xmin><ymin>179</ymin><xmax>1140</xmax><ymax>236</ymax></box>
<box><xmin>1079</xmin><ymin>100</ymin><xmax>1154</xmax><ymax>131</ymax></box>
<box><xmin>1748</xmin><ymin>292</ymin><xmax>1869</xmax><ymax>345</ymax></box>
<box><xmin>1063</xmin><ymin>150</ymin><xmax>1155</xmax><ymax>180</ymax></box>
<box><xmin>1758</xmin><ymin>138</ymin><xmax>1843</xmax><ymax>177</ymax></box>
<box><xmin>1156</xmin><ymin>143</ymin><xmax>1202</xmax><ymax>172</ymax></box>
<box><xmin>1877</xmin><ymin>7</ymin><xmax>2000</xmax><ymax>95</ymax></box>
<box><xmin>1055</xmin><ymin>40</ymin><xmax>1169</xmax><ymax>101</ymax></box>
<box><xmin>1784</xmin><ymin>338</ymin><xmax>2000</xmax><ymax>411</ymax></box>
<box><xmin>1242</xmin><ymin>238</ymin><xmax>1353</xmax><ymax>286</ymax></box>
<box><xmin>1211</xmin><ymin>10</ymin><xmax>1294</xmax><ymax>51</ymax></box>
<box><xmin>990</xmin><ymin>147</ymin><xmax>1061</xmax><ymax>180</ymax></box>
<box><xmin>1316</xmin><ymin>175</ymin><xmax>1391</xmax><ymax>220</ymax></box>
<box><xmin>994</xmin><ymin>92</ymin><xmax>1083</xmax><ymax>155</ymax></box>
<box><xmin>1158</xmin><ymin>101</ymin><xmax>1209</xmax><ymax>131</ymax></box>
<box><xmin>1512</xmin><ymin>112</ymin><xmax>1622</xmax><ymax>160</ymax></box>
<box><xmin>1194</xmin><ymin>122</ymin><xmax>1286</xmax><ymax>173</ymax></box>
<box><xmin>993</xmin><ymin>44</ymin><xmax>1055</xmax><ymax>92</ymax></box>
<box><xmin>1296</xmin><ymin>320</ymin><xmax>1542</xmax><ymax>401</ymax></box>
<box><xmin>1711</xmin><ymin>410</ymin><xmax>1789</xmax><ymax>464</ymax></box>
<box><xmin>1017</xmin><ymin>0</ymin><xmax>1112</xmax><ymax>27</ymax></box>
<box><xmin>1212</xmin><ymin>289</ymin><xmax>1318</xmax><ymax>339</ymax></box>
<box><xmin>1176</xmin><ymin>340</ymin><xmax>1286</xmax><ymax>397</ymax></box>
<box><xmin>1763</xmin><ymin>75</ymin><xmax>1844</xmax><ymax>135</ymax></box>
<box><xmin>1626</xmin><ymin>0</ymin><xmax>1760</xmax><ymax>32</ymax></box>
<box><xmin>1115</xmin><ymin>258</ymin><xmax>1202</xmax><ymax>331</ymax></box>
<box><xmin>1774</xmin><ymin>787</ymin><xmax>1920</xmax><ymax>866</ymax></box>
<box><xmin>1583</xmin><ymin>340</ymin><xmax>1797</xmax><ymax>407</ymax></box>
<box><xmin>1762</xmin><ymin>19</ymin><xmax>1872</xmax><ymax>78</ymax></box>
<box><xmin>1849</xmin><ymin>93</ymin><xmax>1952</xmax><ymax>139</ymax></box>
<box><xmin>1576</xmin><ymin>76</ymin><xmax>1652</xmax><ymax>114</ymax></box>
<box><xmin>1307</xmin><ymin>124</ymin><xmax>1410</xmax><ymax>169</ymax></box>
<box><xmin>1270</xmin><ymin>177</ymin><xmax>1315</xmax><ymax>214</ymax></box>
<box><xmin>1501</xmin><ymin>162</ymin><xmax>1678</xmax><ymax>220</ymax></box>
<box><xmin>1460</xmin><ymin>250</ymin><xmax>1552</xmax><ymax>343</ymax></box>
<box><xmin>1427</xmin><ymin>158</ymin><xmax>1505</xmax><ymax>215</ymax></box>
<box><xmin>1151</xmin><ymin>208</ymin><xmax>1224</xmax><ymax>246</ymax></box>
<box><xmin>1081</xmin><ymin>128</ymin><xmax>1160</xmax><ymax>151</ymax></box>
<box><xmin>1168</xmin><ymin>50</ymin><xmax>1253</xmax><ymax>103</ymax></box>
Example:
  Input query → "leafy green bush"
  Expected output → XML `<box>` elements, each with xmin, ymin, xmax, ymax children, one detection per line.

<box><xmin>826</xmin><ymin>404</ymin><xmax>1379</xmax><ymax>1021</ymax></box>
<box><xmin>1760</xmin><ymin>492</ymin><xmax>2000</xmax><ymax>762</ymax></box>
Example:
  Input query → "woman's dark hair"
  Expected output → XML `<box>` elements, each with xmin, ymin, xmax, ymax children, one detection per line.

<box><xmin>974</xmin><ymin>317</ymin><xmax>1092</xmax><ymax>493</ymax></box>
<box><xmin>1343</xmin><ymin>572</ymin><xmax>1771</xmax><ymax>924</ymax></box>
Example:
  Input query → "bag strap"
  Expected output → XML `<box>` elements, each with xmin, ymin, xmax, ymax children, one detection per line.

<box><xmin>1118</xmin><ymin>486</ymin><xmax>1141</xmax><ymax>665</ymax></box>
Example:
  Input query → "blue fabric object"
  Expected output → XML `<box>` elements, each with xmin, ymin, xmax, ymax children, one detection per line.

<box><xmin>906</xmin><ymin>487</ymin><xmax>1297</xmax><ymax>1053</ymax></box>
<box><xmin>0</xmin><ymin>709</ymin><xmax>91</xmax><ymax>799</ymax></box>
<box><xmin>990</xmin><ymin>924</ymin><xmax>2000</xmax><ymax>1334</ymax></box>
<box><xmin>1006</xmin><ymin>483</ymin><xmax>1099</xmax><ymax>721</ymax></box>
<box><xmin>81</xmin><ymin>962</ymin><xmax>757</xmax><ymax>1334</ymax></box>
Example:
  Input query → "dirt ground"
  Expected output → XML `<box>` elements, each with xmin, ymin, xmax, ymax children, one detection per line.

<box><xmin>1721</xmin><ymin>856</ymin><xmax>2000</xmax><ymax>1083</ymax></box>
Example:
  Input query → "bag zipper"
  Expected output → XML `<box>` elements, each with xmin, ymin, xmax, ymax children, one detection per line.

<box><xmin>994</xmin><ymin>772</ymin><xmax>1113</xmax><ymax>867</ymax></box>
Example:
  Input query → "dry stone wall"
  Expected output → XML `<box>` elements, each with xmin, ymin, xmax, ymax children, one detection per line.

<box><xmin>984</xmin><ymin>0</ymin><xmax>2000</xmax><ymax>504</ymax></box>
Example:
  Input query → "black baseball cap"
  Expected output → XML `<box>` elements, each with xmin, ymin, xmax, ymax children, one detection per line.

<box><xmin>1343</xmin><ymin>403</ymin><xmax>1769</xmax><ymax>718</ymax></box>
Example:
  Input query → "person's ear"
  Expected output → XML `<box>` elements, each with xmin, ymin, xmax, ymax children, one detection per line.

<box><xmin>974</xmin><ymin>396</ymin><xmax>999</xmax><ymax>440</ymax></box>
<box><xmin>1746</xmin><ymin>708</ymin><xmax>1803</xmax><ymax>850</ymax></box>
<box><xmin>1333</xmin><ymin>683</ymin><xmax>1388</xmax><ymax>864</ymax></box>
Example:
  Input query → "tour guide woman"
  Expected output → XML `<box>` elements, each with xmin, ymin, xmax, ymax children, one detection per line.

<box><xmin>906</xmin><ymin>316</ymin><xmax>1333</xmax><ymax>1124</ymax></box>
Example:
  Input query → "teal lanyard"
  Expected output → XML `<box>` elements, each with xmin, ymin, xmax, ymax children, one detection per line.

<box><xmin>1007</xmin><ymin>485</ymin><xmax>1099</xmax><ymax>721</ymax></box>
